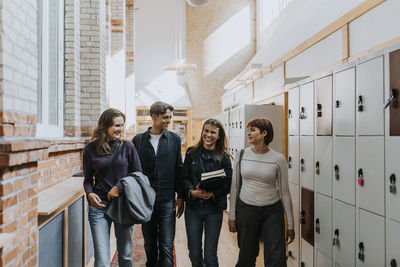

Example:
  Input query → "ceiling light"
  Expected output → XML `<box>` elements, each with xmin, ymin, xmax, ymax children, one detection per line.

<box><xmin>186</xmin><ymin>0</ymin><xmax>212</xmax><ymax>7</ymax></box>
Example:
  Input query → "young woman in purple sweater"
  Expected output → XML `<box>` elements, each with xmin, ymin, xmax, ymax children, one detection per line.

<box><xmin>83</xmin><ymin>108</ymin><xmax>142</xmax><ymax>267</ymax></box>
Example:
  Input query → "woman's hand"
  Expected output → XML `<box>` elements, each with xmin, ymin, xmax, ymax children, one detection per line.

<box><xmin>191</xmin><ymin>186</ymin><xmax>213</xmax><ymax>200</ymax></box>
<box><xmin>88</xmin><ymin>193</ymin><xmax>106</xmax><ymax>208</ymax></box>
<box><xmin>228</xmin><ymin>219</ymin><xmax>237</xmax><ymax>233</ymax></box>
<box><xmin>287</xmin><ymin>229</ymin><xmax>295</xmax><ymax>244</ymax></box>
<box><xmin>107</xmin><ymin>186</ymin><xmax>119</xmax><ymax>201</ymax></box>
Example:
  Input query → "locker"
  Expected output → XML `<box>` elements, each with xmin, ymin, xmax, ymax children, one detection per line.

<box><xmin>333</xmin><ymin>67</ymin><xmax>355</xmax><ymax>136</ymax></box>
<box><xmin>289</xmin><ymin>183</ymin><xmax>300</xmax><ymax>235</ymax></box>
<box><xmin>287</xmin><ymin>237</ymin><xmax>300</xmax><ymax>267</ymax></box>
<box><xmin>356</xmin><ymin>137</ymin><xmax>385</xmax><ymax>216</ymax></box>
<box><xmin>315</xmin><ymin>136</ymin><xmax>333</xmax><ymax>197</ymax></box>
<box><xmin>300</xmin><ymin>136</ymin><xmax>314</xmax><ymax>190</ymax></box>
<box><xmin>289</xmin><ymin>136</ymin><xmax>300</xmax><ymax>185</ymax></box>
<box><xmin>358</xmin><ymin>209</ymin><xmax>385</xmax><ymax>267</ymax></box>
<box><xmin>333</xmin><ymin>137</ymin><xmax>355</xmax><ymax>205</ymax></box>
<box><xmin>301</xmin><ymin>239</ymin><xmax>314</xmax><ymax>267</ymax></box>
<box><xmin>315</xmin><ymin>193</ymin><xmax>333</xmax><ymax>259</ymax></box>
<box><xmin>333</xmin><ymin>200</ymin><xmax>355</xmax><ymax>267</ymax></box>
<box><xmin>289</xmin><ymin>86</ymin><xmax>300</xmax><ymax>136</ymax></box>
<box><xmin>357</xmin><ymin>56</ymin><xmax>384</xmax><ymax>136</ymax></box>
<box><xmin>387</xmin><ymin>138</ymin><xmax>400</xmax><ymax>222</ymax></box>
<box><xmin>316</xmin><ymin>75</ymin><xmax>333</xmax><ymax>136</ymax></box>
<box><xmin>301</xmin><ymin>187</ymin><xmax>314</xmax><ymax>246</ymax></box>
<box><xmin>388</xmin><ymin>220</ymin><xmax>400</xmax><ymax>267</ymax></box>
<box><xmin>316</xmin><ymin>250</ymin><xmax>332</xmax><ymax>267</ymax></box>
<box><xmin>389</xmin><ymin>49</ymin><xmax>400</xmax><ymax>136</ymax></box>
<box><xmin>300</xmin><ymin>82</ymin><xmax>315</xmax><ymax>136</ymax></box>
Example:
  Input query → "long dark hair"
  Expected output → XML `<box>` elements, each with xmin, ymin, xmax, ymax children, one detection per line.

<box><xmin>190</xmin><ymin>118</ymin><xmax>229</xmax><ymax>162</ymax></box>
<box><xmin>92</xmin><ymin>108</ymin><xmax>126</xmax><ymax>155</ymax></box>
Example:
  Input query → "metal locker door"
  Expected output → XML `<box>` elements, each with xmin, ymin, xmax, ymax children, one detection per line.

<box><xmin>315</xmin><ymin>193</ymin><xmax>333</xmax><ymax>259</ymax></box>
<box><xmin>333</xmin><ymin>137</ymin><xmax>355</xmax><ymax>205</ymax></box>
<box><xmin>334</xmin><ymin>67</ymin><xmax>355</xmax><ymax>136</ymax></box>
<box><xmin>389</xmin><ymin>49</ymin><xmax>400</xmax><ymax>136</ymax></box>
<box><xmin>358</xmin><ymin>210</ymin><xmax>385</xmax><ymax>267</ymax></box>
<box><xmin>289</xmin><ymin>136</ymin><xmax>300</xmax><ymax>185</ymax></box>
<box><xmin>388</xmin><ymin>220</ymin><xmax>400</xmax><ymax>267</ymax></box>
<box><xmin>388</xmin><ymin>138</ymin><xmax>400</xmax><ymax>222</ymax></box>
<box><xmin>300</xmin><ymin>82</ymin><xmax>315</xmax><ymax>136</ymax></box>
<box><xmin>300</xmin><ymin>136</ymin><xmax>314</xmax><ymax>190</ymax></box>
<box><xmin>289</xmin><ymin>86</ymin><xmax>300</xmax><ymax>136</ymax></box>
<box><xmin>315</xmin><ymin>136</ymin><xmax>333</xmax><ymax>197</ymax></box>
<box><xmin>301</xmin><ymin>239</ymin><xmax>314</xmax><ymax>267</ymax></box>
<box><xmin>333</xmin><ymin>200</ymin><xmax>355</xmax><ymax>267</ymax></box>
<box><xmin>356</xmin><ymin>137</ymin><xmax>385</xmax><ymax>216</ymax></box>
<box><xmin>287</xmin><ymin>237</ymin><xmax>299</xmax><ymax>267</ymax></box>
<box><xmin>316</xmin><ymin>75</ymin><xmax>333</xmax><ymax>136</ymax></box>
<box><xmin>316</xmin><ymin>250</ymin><xmax>332</xmax><ymax>267</ymax></box>
<box><xmin>301</xmin><ymin>187</ymin><xmax>314</xmax><ymax>246</ymax></box>
<box><xmin>357</xmin><ymin>56</ymin><xmax>384</xmax><ymax>136</ymax></box>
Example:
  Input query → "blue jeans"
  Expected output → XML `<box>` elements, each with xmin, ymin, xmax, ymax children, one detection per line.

<box><xmin>142</xmin><ymin>199</ymin><xmax>176</xmax><ymax>267</ymax></box>
<box><xmin>88</xmin><ymin>200</ymin><xmax>134</xmax><ymax>267</ymax></box>
<box><xmin>184</xmin><ymin>202</ymin><xmax>223</xmax><ymax>267</ymax></box>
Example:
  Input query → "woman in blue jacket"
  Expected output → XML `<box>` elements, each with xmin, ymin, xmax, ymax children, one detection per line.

<box><xmin>182</xmin><ymin>118</ymin><xmax>232</xmax><ymax>267</ymax></box>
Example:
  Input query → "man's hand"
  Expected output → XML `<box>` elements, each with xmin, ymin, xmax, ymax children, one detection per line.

<box><xmin>228</xmin><ymin>219</ymin><xmax>237</xmax><ymax>233</ymax></box>
<box><xmin>107</xmin><ymin>186</ymin><xmax>119</xmax><ymax>201</ymax></box>
<box><xmin>88</xmin><ymin>193</ymin><xmax>106</xmax><ymax>209</ymax></box>
<box><xmin>287</xmin><ymin>229</ymin><xmax>295</xmax><ymax>244</ymax></box>
<box><xmin>174</xmin><ymin>198</ymin><xmax>184</xmax><ymax>218</ymax></box>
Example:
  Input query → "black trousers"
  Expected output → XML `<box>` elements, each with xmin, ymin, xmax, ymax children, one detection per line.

<box><xmin>236</xmin><ymin>199</ymin><xmax>287</xmax><ymax>267</ymax></box>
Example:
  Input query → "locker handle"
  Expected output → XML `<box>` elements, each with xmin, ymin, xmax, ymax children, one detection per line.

<box><xmin>315</xmin><ymin>218</ymin><xmax>320</xmax><ymax>233</ymax></box>
<box><xmin>317</xmin><ymin>104</ymin><xmax>322</xmax><ymax>117</ymax></box>
<box><xmin>359</xmin><ymin>242</ymin><xmax>364</xmax><ymax>250</ymax></box>
<box><xmin>334</xmin><ymin>165</ymin><xmax>340</xmax><ymax>180</ymax></box>
<box><xmin>335</xmin><ymin>100</ymin><xmax>341</xmax><ymax>108</ymax></box>
<box><xmin>300</xmin><ymin>210</ymin><xmax>306</xmax><ymax>224</ymax></box>
<box><xmin>333</xmin><ymin>229</ymin><xmax>339</xmax><ymax>246</ymax></box>
<box><xmin>390</xmin><ymin>174</ymin><xmax>396</xmax><ymax>184</ymax></box>
<box><xmin>358</xmin><ymin>95</ymin><xmax>364</xmax><ymax>112</ymax></box>
<box><xmin>384</xmin><ymin>88</ymin><xmax>398</xmax><ymax>109</ymax></box>
<box><xmin>315</xmin><ymin>161</ymin><xmax>320</xmax><ymax>175</ymax></box>
<box><xmin>288</xmin><ymin>156</ymin><xmax>292</xmax><ymax>169</ymax></box>
<box><xmin>390</xmin><ymin>174</ymin><xmax>396</xmax><ymax>194</ymax></box>
<box><xmin>358</xmin><ymin>168</ymin><xmax>364</xmax><ymax>186</ymax></box>
<box><xmin>391</xmin><ymin>259</ymin><xmax>397</xmax><ymax>267</ymax></box>
<box><xmin>299</xmin><ymin>107</ymin><xmax>306</xmax><ymax>119</ymax></box>
<box><xmin>358</xmin><ymin>242</ymin><xmax>365</xmax><ymax>261</ymax></box>
<box><xmin>288</xmin><ymin>109</ymin><xmax>292</xmax><ymax>119</ymax></box>
<box><xmin>300</xmin><ymin>158</ymin><xmax>305</xmax><ymax>172</ymax></box>
<box><xmin>286</xmin><ymin>250</ymin><xmax>294</xmax><ymax>259</ymax></box>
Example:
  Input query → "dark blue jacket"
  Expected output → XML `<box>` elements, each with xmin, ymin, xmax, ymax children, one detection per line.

<box><xmin>182</xmin><ymin>146</ymin><xmax>232</xmax><ymax>211</ymax></box>
<box><xmin>132</xmin><ymin>128</ymin><xmax>183</xmax><ymax>201</ymax></box>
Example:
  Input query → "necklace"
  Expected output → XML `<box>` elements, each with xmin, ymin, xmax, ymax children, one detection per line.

<box><xmin>251</xmin><ymin>146</ymin><xmax>269</xmax><ymax>154</ymax></box>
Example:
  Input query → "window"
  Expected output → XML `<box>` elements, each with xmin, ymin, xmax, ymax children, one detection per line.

<box><xmin>37</xmin><ymin>0</ymin><xmax>64</xmax><ymax>137</ymax></box>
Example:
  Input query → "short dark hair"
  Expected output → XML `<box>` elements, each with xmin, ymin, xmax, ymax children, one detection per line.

<box><xmin>246</xmin><ymin>118</ymin><xmax>274</xmax><ymax>145</ymax></box>
<box><xmin>150</xmin><ymin>101</ymin><xmax>174</xmax><ymax>116</ymax></box>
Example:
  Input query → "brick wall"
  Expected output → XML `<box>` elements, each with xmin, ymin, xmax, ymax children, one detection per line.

<box><xmin>186</xmin><ymin>0</ymin><xmax>257</xmax><ymax>119</ymax></box>
<box><xmin>64</xmin><ymin>0</ymin><xmax>82</xmax><ymax>137</ymax></box>
<box><xmin>126</xmin><ymin>0</ymin><xmax>135</xmax><ymax>76</ymax></box>
<box><xmin>80</xmin><ymin>0</ymin><xmax>107</xmax><ymax>136</ymax></box>
<box><xmin>111</xmin><ymin>0</ymin><xmax>125</xmax><ymax>55</ymax></box>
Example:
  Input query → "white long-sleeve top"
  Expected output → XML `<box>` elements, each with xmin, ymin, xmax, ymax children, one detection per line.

<box><xmin>229</xmin><ymin>147</ymin><xmax>294</xmax><ymax>230</ymax></box>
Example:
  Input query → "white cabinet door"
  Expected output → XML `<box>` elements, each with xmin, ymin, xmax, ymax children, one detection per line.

<box><xmin>289</xmin><ymin>136</ymin><xmax>300</xmax><ymax>185</ymax></box>
<box><xmin>300</xmin><ymin>82</ymin><xmax>314</xmax><ymax>136</ymax></box>
<box><xmin>356</xmin><ymin>56</ymin><xmax>384</xmax><ymax>136</ymax></box>
<box><xmin>315</xmin><ymin>193</ymin><xmax>333</xmax><ymax>259</ymax></box>
<box><xmin>300</xmin><ymin>136</ymin><xmax>314</xmax><ymax>190</ymax></box>
<box><xmin>356</xmin><ymin>137</ymin><xmax>385</xmax><ymax>216</ymax></box>
<box><xmin>316</xmin><ymin>75</ymin><xmax>333</xmax><ymax>136</ymax></box>
<box><xmin>289</xmin><ymin>86</ymin><xmax>300</xmax><ymax>136</ymax></box>
<box><xmin>315</xmin><ymin>136</ymin><xmax>333</xmax><ymax>197</ymax></box>
<box><xmin>333</xmin><ymin>137</ymin><xmax>355</xmax><ymax>205</ymax></box>
<box><xmin>287</xmin><ymin>237</ymin><xmax>300</xmax><ymax>267</ymax></box>
<box><xmin>333</xmin><ymin>200</ymin><xmax>355</xmax><ymax>267</ymax></box>
<box><xmin>289</xmin><ymin>183</ymin><xmax>300</xmax><ymax>234</ymax></box>
<box><xmin>316</xmin><ymin>250</ymin><xmax>332</xmax><ymax>267</ymax></box>
<box><xmin>357</xmin><ymin>210</ymin><xmax>385</xmax><ymax>267</ymax></box>
<box><xmin>387</xmin><ymin>138</ymin><xmax>400</xmax><ymax>222</ymax></box>
<box><xmin>301</xmin><ymin>238</ymin><xmax>314</xmax><ymax>267</ymax></box>
<box><xmin>388</xmin><ymin>220</ymin><xmax>400</xmax><ymax>267</ymax></box>
<box><xmin>334</xmin><ymin>67</ymin><xmax>355</xmax><ymax>136</ymax></box>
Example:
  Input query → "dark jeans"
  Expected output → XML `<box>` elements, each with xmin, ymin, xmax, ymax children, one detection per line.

<box><xmin>236</xmin><ymin>199</ymin><xmax>286</xmax><ymax>267</ymax></box>
<box><xmin>184</xmin><ymin>202</ymin><xmax>223</xmax><ymax>267</ymax></box>
<box><xmin>142</xmin><ymin>199</ymin><xmax>176</xmax><ymax>267</ymax></box>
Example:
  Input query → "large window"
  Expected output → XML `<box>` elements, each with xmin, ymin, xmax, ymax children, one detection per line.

<box><xmin>37</xmin><ymin>0</ymin><xmax>64</xmax><ymax>137</ymax></box>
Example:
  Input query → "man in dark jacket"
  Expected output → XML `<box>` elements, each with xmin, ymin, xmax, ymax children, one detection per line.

<box><xmin>132</xmin><ymin>101</ymin><xmax>184</xmax><ymax>267</ymax></box>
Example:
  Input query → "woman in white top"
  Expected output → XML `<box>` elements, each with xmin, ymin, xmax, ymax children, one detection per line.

<box><xmin>228</xmin><ymin>118</ymin><xmax>295</xmax><ymax>267</ymax></box>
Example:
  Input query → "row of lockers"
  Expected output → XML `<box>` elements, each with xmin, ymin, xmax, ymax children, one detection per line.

<box><xmin>287</xmin><ymin>44</ymin><xmax>400</xmax><ymax>267</ymax></box>
<box><xmin>288</xmin><ymin>48</ymin><xmax>400</xmax><ymax>137</ymax></box>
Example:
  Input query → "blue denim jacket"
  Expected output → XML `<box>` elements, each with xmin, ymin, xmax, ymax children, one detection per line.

<box><xmin>132</xmin><ymin>128</ymin><xmax>183</xmax><ymax>201</ymax></box>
